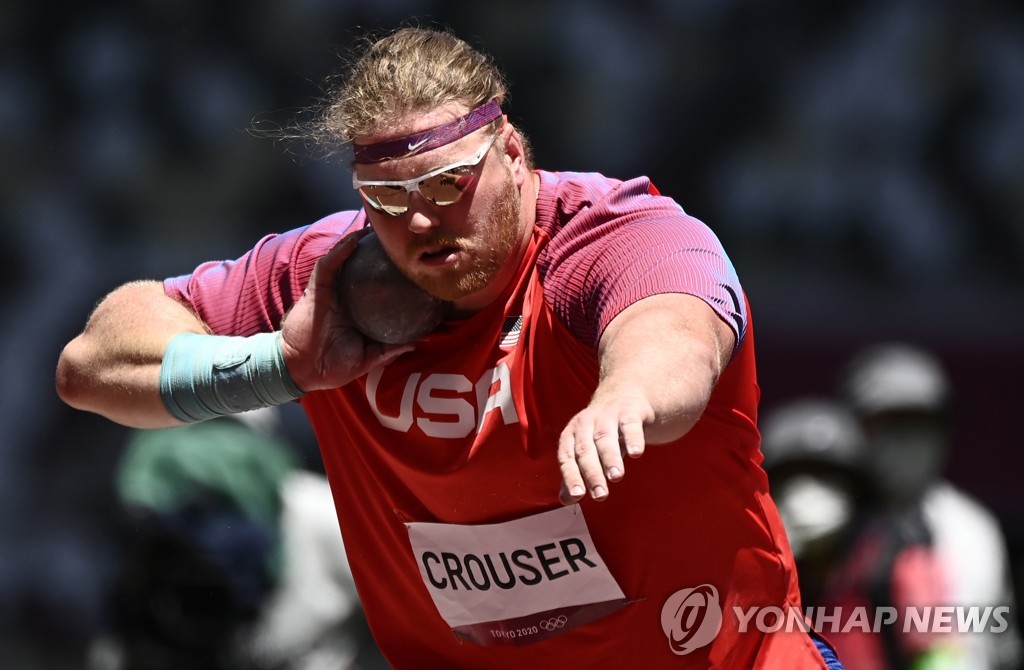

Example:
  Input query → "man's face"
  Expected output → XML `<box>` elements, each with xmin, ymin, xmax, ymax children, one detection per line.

<box><xmin>352</xmin><ymin>107</ymin><xmax>528</xmax><ymax>309</ymax></box>
<box><xmin>773</xmin><ymin>470</ymin><xmax>858</xmax><ymax>560</ymax></box>
<box><xmin>863</xmin><ymin>411</ymin><xmax>949</xmax><ymax>505</ymax></box>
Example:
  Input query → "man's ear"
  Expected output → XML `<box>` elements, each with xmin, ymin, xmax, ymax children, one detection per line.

<box><xmin>501</xmin><ymin>123</ymin><xmax>528</xmax><ymax>187</ymax></box>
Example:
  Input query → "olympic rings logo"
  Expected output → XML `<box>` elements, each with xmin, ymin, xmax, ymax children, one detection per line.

<box><xmin>539</xmin><ymin>615</ymin><xmax>568</xmax><ymax>631</ymax></box>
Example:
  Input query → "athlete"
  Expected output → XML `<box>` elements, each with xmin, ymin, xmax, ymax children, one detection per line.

<box><xmin>57</xmin><ymin>27</ymin><xmax>843</xmax><ymax>669</ymax></box>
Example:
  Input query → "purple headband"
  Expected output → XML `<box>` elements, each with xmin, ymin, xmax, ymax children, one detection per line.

<box><xmin>352</xmin><ymin>99</ymin><xmax>503</xmax><ymax>164</ymax></box>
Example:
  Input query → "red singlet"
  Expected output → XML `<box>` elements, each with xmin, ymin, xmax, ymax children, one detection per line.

<box><xmin>166</xmin><ymin>171</ymin><xmax>828</xmax><ymax>668</ymax></box>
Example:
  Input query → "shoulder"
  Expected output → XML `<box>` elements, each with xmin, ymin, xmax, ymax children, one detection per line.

<box><xmin>531</xmin><ymin>170</ymin><xmax>745</xmax><ymax>349</ymax></box>
<box><xmin>164</xmin><ymin>210</ymin><xmax>366</xmax><ymax>335</ymax></box>
<box><xmin>534</xmin><ymin>170</ymin><xmax>719</xmax><ymax>259</ymax></box>
<box><xmin>535</xmin><ymin>170</ymin><xmax>679</xmax><ymax>229</ymax></box>
<box><xmin>279</xmin><ymin>210</ymin><xmax>367</xmax><ymax>263</ymax></box>
<box><xmin>534</xmin><ymin>170</ymin><xmax>627</xmax><ymax>215</ymax></box>
<box><xmin>923</xmin><ymin>482</ymin><xmax>1006</xmax><ymax>542</ymax></box>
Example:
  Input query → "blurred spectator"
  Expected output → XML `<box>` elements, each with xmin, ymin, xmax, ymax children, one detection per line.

<box><xmin>760</xmin><ymin>398</ymin><xmax>873</xmax><ymax>607</ymax></box>
<box><xmin>839</xmin><ymin>342</ymin><xmax>1023</xmax><ymax>669</ymax></box>
<box><xmin>761</xmin><ymin>396</ymin><xmax>960</xmax><ymax>669</ymax></box>
<box><xmin>89</xmin><ymin>411</ymin><xmax>384</xmax><ymax>670</ymax></box>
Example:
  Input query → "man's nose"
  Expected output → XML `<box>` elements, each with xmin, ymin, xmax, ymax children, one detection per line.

<box><xmin>406</xmin><ymin>194</ymin><xmax>442</xmax><ymax>233</ymax></box>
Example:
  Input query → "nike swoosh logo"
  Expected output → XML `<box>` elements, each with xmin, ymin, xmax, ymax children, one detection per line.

<box><xmin>408</xmin><ymin>137</ymin><xmax>429</xmax><ymax>151</ymax></box>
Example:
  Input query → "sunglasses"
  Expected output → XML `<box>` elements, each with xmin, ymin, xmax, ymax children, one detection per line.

<box><xmin>352</xmin><ymin>133</ymin><xmax>498</xmax><ymax>217</ymax></box>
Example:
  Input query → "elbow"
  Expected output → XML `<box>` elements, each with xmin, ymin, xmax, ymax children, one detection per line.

<box><xmin>646</xmin><ymin>360</ymin><xmax>721</xmax><ymax>445</ymax></box>
<box><xmin>55</xmin><ymin>338</ymin><xmax>94</xmax><ymax>410</ymax></box>
<box><xmin>646</xmin><ymin>400</ymin><xmax>711</xmax><ymax>445</ymax></box>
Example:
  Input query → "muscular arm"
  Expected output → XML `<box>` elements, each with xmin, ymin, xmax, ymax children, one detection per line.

<box><xmin>55</xmin><ymin>280</ymin><xmax>207</xmax><ymax>428</ymax></box>
<box><xmin>557</xmin><ymin>293</ymin><xmax>736</xmax><ymax>503</ymax></box>
<box><xmin>57</xmin><ymin>233</ymin><xmax>413</xmax><ymax>429</ymax></box>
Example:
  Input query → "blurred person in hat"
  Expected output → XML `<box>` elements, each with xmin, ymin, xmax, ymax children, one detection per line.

<box><xmin>762</xmin><ymin>397</ymin><xmax>965</xmax><ymax>669</ymax></box>
<box><xmin>760</xmin><ymin>398</ymin><xmax>873</xmax><ymax>607</ymax></box>
<box><xmin>840</xmin><ymin>343</ymin><xmax>1021</xmax><ymax>670</ymax></box>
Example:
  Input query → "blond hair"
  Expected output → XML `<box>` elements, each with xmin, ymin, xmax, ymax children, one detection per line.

<box><xmin>323</xmin><ymin>28</ymin><xmax>507</xmax><ymax>142</ymax></box>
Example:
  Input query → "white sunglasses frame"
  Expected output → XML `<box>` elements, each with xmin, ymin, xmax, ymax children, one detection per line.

<box><xmin>352</xmin><ymin>132</ymin><xmax>499</xmax><ymax>216</ymax></box>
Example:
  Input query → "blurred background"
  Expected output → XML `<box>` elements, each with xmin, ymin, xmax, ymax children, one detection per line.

<box><xmin>2</xmin><ymin>0</ymin><xmax>1022</xmax><ymax>666</ymax></box>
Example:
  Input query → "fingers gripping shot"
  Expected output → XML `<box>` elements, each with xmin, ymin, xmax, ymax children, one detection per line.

<box><xmin>56</xmin><ymin>27</ymin><xmax>843</xmax><ymax>669</ymax></box>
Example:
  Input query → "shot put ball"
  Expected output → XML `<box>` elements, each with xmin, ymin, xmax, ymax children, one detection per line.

<box><xmin>336</xmin><ymin>233</ymin><xmax>447</xmax><ymax>344</ymax></box>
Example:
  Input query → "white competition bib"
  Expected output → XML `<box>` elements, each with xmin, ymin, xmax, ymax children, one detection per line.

<box><xmin>405</xmin><ymin>504</ymin><xmax>629</xmax><ymax>646</ymax></box>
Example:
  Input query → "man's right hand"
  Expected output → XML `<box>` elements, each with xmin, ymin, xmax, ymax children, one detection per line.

<box><xmin>280</xmin><ymin>229</ymin><xmax>414</xmax><ymax>392</ymax></box>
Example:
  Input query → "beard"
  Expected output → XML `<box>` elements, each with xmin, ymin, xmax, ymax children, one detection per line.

<box><xmin>407</xmin><ymin>169</ymin><xmax>523</xmax><ymax>302</ymax></box>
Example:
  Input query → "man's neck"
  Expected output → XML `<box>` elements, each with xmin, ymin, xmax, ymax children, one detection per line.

<box><xmin>448</xmin><ymin>171</ymin><xmax>540</xmax><ymax>315</ymax></box>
